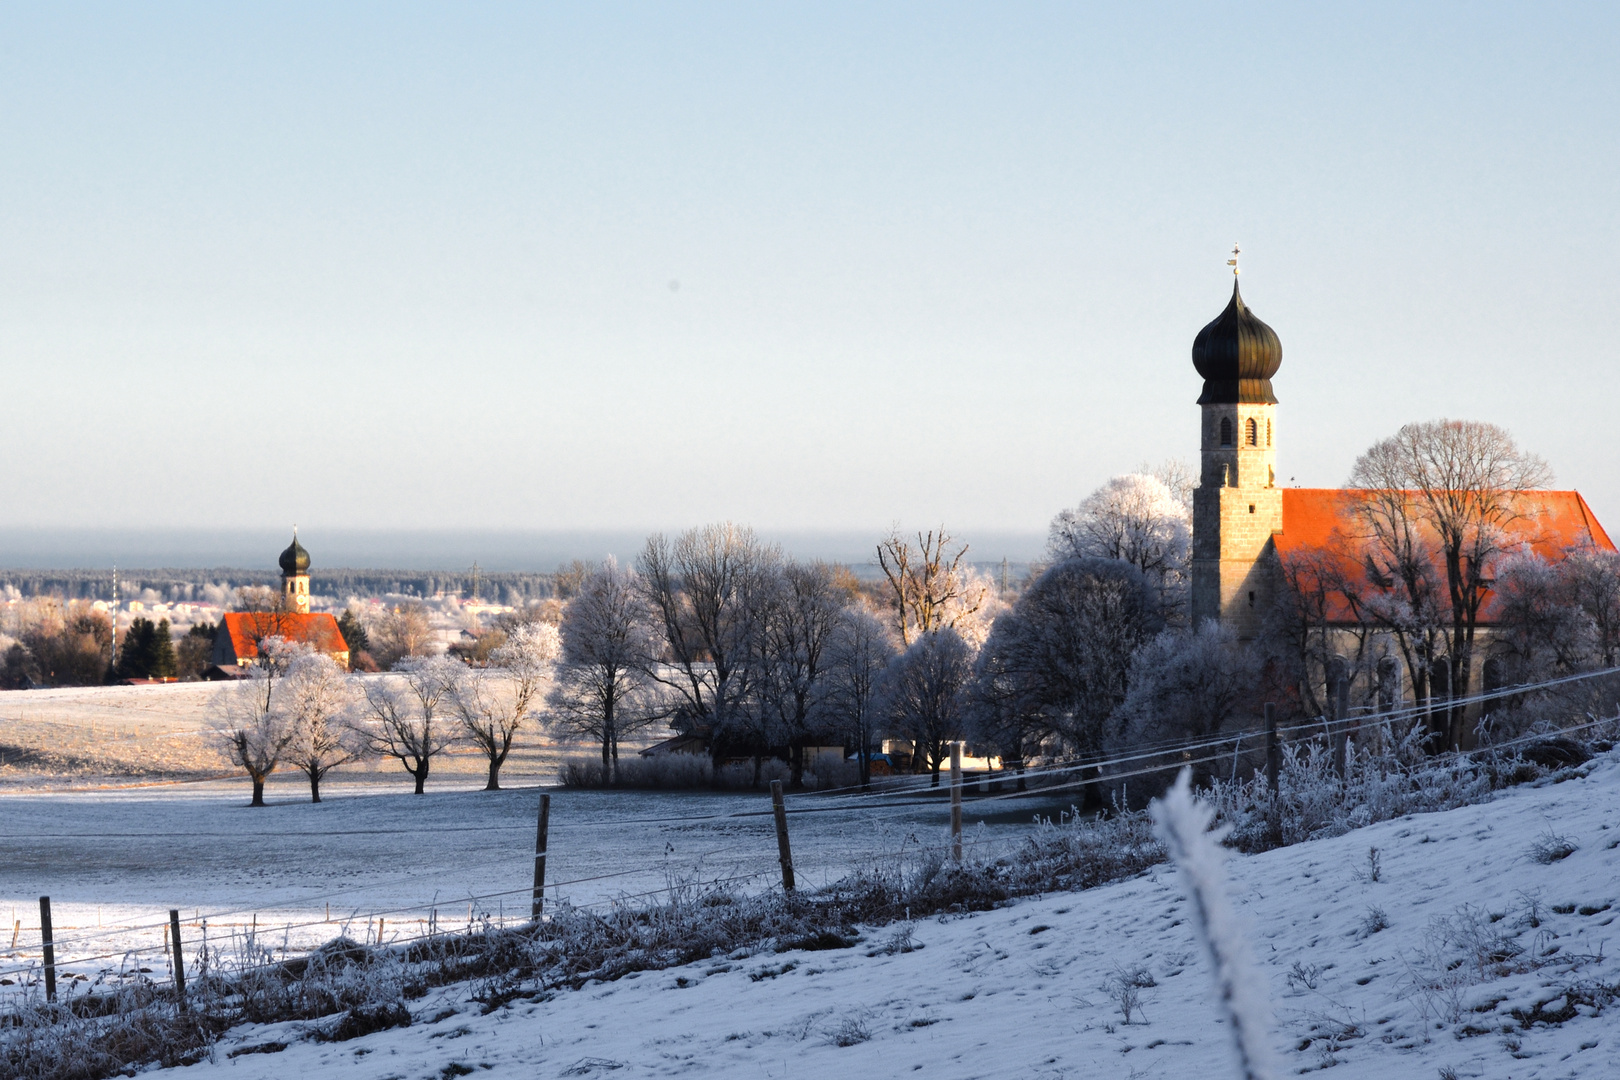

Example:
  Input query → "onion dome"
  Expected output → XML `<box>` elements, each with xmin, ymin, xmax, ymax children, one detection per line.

<box><xmin>1192</xmin><ymin>279</ymin><xmax>1282</xmax><ymax>404</ymax></box>
<box><xmin>279</xmin><ymin>532</ymin><xmax>310</xmax><ymax>575</ymax></box>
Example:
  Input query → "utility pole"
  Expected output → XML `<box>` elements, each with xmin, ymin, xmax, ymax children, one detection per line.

<box><xmin>108</xmin><ymin>564</ymin><xmax>120</xmax><ymax>673</ymax></box>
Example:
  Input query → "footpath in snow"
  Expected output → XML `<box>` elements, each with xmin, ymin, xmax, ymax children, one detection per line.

<box><xmin>168</xmin><ymin>755</ymin><xmax>1620</xmax><ymax>1080</ymax></box>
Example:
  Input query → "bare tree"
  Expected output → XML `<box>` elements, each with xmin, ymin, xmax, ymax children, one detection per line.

<box><xmin>1262</xmin><ymin>543</ymin><xmax>1379</xmax><ymax>720</ymax></box>
<box><xmin>451</xmin><ymin>622</ymin><xmax>559</xmax><ymax>790</ymax></box>
<box><xmin>876</xmin><ymin>627</ymin><xmax>975</xmax><ymax>786</ymax></box>
<box><xmin>757</xmin><ymin>561</ymin><xmax>845</xmax><ymax>787</ymax></box>
<box><xmin>370</xmin><ymin>602</ymin><xmax>435</xmax><ymax>669</ymax></box>
<box><xmin>876</xmin><ymin>527</ymin><xmax>991</xmax><ymax>647</ymax></box>
<box><xmin>1349</xmin><ymin>419</ymin><xmax>1552</xmax><ymax>749</ymax></box>
<box><xmin>820</xmin><ymin>607</ymin><xmax>899</xmax><ymax>789</ymax></box>
<box><xmin>356</xmin><ymin>656</ymin><xmax>459</xmax><ymax>794</ymax></box>
<box><xmin>213</xmin><ymin>637</ymin><xmax>304</xmax><ymax>806</ymax></box>
<box><xmin>281</xmin><ymin>651</ymin><xmax>362</xmax><ymax>803</ymax></box>
<box><xmin>545</xmin><ymin>557</ymin><xmax>662</xmax><ymax>782</ymax></box>
<box><xmin>1047</xmin><ymin>474</ymin><xmax>1192</xmax><ymax>622</ymax></box>
<box><xmin>639</xmin><ymin>523</ymin><xmax>779</xmax><ymax>767</ymax></box>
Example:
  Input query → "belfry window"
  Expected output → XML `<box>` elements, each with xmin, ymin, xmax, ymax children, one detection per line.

<box><xmin>1245</xmin><ymin>418</ymin><xmax>1258</xmax><ymax>446</ymax></box>
<box><xmin>1219</xmin><ymin>417</ymin><xmax>1233</xmax><ymax>446</ymax></box>
<box><xmin>1266</xmin><ymin>419</ymin><xmax>1273</xmax><ymax>447</ymax></box>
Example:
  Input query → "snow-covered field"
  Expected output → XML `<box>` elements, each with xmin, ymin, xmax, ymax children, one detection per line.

<box><xmin>144</xmin><ymin>753</ymin><xmax>1620</xmax><ymax>1080</ymax></box>
<box><xmin>0</xmin><ymin>774</ymin><xmax>1061</xmax><ymax>996</ymax></box>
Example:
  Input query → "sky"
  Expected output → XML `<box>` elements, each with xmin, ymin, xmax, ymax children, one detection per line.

<box><xmin>1</xmin><ymin>3</ymin><xmax>1616</xmax><ymax>568</ymax></box>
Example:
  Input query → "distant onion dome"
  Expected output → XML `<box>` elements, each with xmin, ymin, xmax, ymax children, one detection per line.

<box><xmin>279</xmin><ymin>533</ymin><xmax>311</xmax><ymax>575</ymax></box>
<box><xmin>1191</xmin><ymin>279</ymin><xmax>1282</xmax><ymax>404</ymax></box>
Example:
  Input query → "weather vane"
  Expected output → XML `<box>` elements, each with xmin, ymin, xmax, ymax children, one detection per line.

<box><xmin>1227</xmin><ymin>243</ymin><xmax>1241</xmax><ymax>276</ymax></box>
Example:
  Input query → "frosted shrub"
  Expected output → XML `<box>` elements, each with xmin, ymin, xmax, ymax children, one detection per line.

<box><xmin>558</xmin><ymin>754</ymin><xmax>713</xmax><ymax>789</ymax></box>
<box><xmin>1209</xmin><ymin>719</ymin><xmax>1499</xmax><ymax>853</ymax></box>
<box><xmin>1010</xmin><ymin>807</ymin><xmax>1164</xmax><ymax>892</ymax></box>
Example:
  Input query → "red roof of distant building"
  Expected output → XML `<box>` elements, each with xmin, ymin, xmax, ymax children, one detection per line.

<box><xmin>1271</xmin><ymin>489</ymin><xmax>1615</xmax><ymax>624</ymax></box>
<box><xmin>217</xmin><ymin>611</ymin><xmax>350</xmax><ymax>663</ymax></box>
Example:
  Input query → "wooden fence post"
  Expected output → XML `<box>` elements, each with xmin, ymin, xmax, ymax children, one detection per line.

<box><xmin>950</xmin><ymin>744</ymin><xmax>963</xmax><ymax>863</ymax></box>
<box><xmin>1265</xmin><ymin>702</ymin><xmax>1279</xmax><ymax>795</ymax></box>
<box><xmin>169</xmin><ymin>909</ymin><xmax>187</xmax><ymax>1012</ymax></box>
<box><xmin>531</xmin><ymin>792</ymin><xmax>550</xmax><ymax>921</ymax></box>
<box><xmin>38</xmin><ymin>896</ymin><xmax>55</xmax><ymax>1004</ymax></box>
<box><xmin>1337</xmin><ymin>678</ymin><xmax>1352</xmax><ymax>775</ymax></box>
<box><xmin>770</xmin><ymin>780</ymin><xmax>795</xmax><ymax>892</ymax></box>
<box><xmin>1330</xmin><ymin>679</ymin><xmax>1347</xmax><ymax>778</ymax></box>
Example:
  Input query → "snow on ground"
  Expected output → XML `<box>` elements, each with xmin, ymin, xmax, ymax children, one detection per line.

<box><xmin>158</xmin><ymin>754</ymin><xmax>1620</xmax><ymax>1080</ymax></box>
<box><xmin>0</xmin><ymin>775</ymin><xmax>1061</xmax><ymax>995</ymax></box>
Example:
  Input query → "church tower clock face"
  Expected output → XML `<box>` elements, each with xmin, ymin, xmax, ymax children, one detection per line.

<box><xmin>1189</xmin><ymin>253</ymin><xmax>1284</xmax><ymax>639</ymax></box>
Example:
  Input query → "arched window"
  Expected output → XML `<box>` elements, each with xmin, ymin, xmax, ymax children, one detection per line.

<box><xmin>1219</xmin><ymin>417</ymin><xmax>1233</xmax><ymax>446</ymax></box>
<box><xmin>1245</xmin><ymin>418</ymin><xmax>1258</xmax><ymax>446</ymax></box>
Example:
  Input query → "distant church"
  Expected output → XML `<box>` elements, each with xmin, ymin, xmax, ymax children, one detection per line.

<box><xmin>211</xmin><ymin>532</ymin><xmax>351</xmax><ymax>670</ymax></box>
<box><xmin>1187</xmin><ymin>269</ymin><xmax>1614</xmax><ymax>643</ymax></box>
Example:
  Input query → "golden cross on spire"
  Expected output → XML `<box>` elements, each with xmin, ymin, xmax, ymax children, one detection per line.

<box><xmin>1226</xmin><ymin>243</ymin><xmax>1241</xmax><ymax>276</ymax></box>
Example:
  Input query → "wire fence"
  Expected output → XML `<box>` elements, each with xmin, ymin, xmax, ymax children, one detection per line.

<box><xmin>3</xmin><ymin>663</ymin><xmax>1615</xmax><ymax>1011</ymax></box>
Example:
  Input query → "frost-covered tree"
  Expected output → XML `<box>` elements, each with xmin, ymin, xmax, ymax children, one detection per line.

<box><xmin>1492</xmin><ymin>551</ymin><xmax>1596</xmax><ymax>683</ymax></box>
<box><xmin>1048</xmin><ymin>474</ymin><xmax>1191</xmax><ymax>621</ymax></box>
<box><xmin>877</xmin><ymin>627</ymin><xmax>975</xmax><ymax>786</ymax></box>
<box><xmin>820</xmin><ymin>607</ymin><xmax>899</xmax><ymax>788</ymax></box>
<box><xmin>356</xmin><ymin>655</ymin><xmax>459</xmax><ymax>794</ymax></box>
<box><xmin>451</xmin><ymin>622</ymin><xmax>560</xmax><ymax>790</ymax></box>
<box><xmin>281</xmin><ymin>651</ymin><xmax>361</xmax><ymax>802</ymax></box>
<box><xmin>973</xmin><ymin>557</ymin><xmax>1163</xmax><ymax>768</ymax></box>
<box><xmin>213</xmin><ymin>637</ymin><xmax>305</xmax><ymax>806</ymax></box>
<box><xmin>1112</xmin><ymin>622</ymin><xmax>1260</xmax><ymax>781</ymax></box>
<box><xmin>546</xmin><ymin>557</ymin><xmax>662</xmax><ymax>782</ymax></box>
<box><xmin>639</xmin><ymin>523</ymin><xmax>780</xmax><ymax>767</ymax></box>
<box><xmin>1563</xmin><ymin>545</ymin><xmax>1620</xmax><ymax>669</ymax></box>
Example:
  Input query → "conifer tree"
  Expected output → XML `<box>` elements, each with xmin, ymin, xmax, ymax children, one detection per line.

<box><xmin>115</xmin><ymin>617</ymin><xmax>158</xmax><ymax>679</ymax></box>
<box><xmin>151</xmin><ymin>618</ymin><xmax>178</xmax><ymax>679</ymax></box>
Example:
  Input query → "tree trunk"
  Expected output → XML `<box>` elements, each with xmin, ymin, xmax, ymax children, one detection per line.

<box><xmin>309</xmin><ymin>773</ymin><xmax>321</xmax><ymax>803</ymax></box>
<box><xmin>413</xmin><ymin>761</ymin><xmax>428</xmax><ymax>795</ymax></box>
<box><xmin>485</xmin><ymin>758</ymin><xmax>501</xmax><ymax>791</ymax></box>
<box><xmin>250</xmin><ymin>777</ymin><xmax>265</xmax><ymax>807</ymax></box>
<box><xmin>601</xmin><ymin>738</ymin><xmax>612</xmax><ymax>784</ymax></box>
<box><xmin>789</xmin><ymin>743</ymin><xmax>804</xmax><ymax>790</ymax></box>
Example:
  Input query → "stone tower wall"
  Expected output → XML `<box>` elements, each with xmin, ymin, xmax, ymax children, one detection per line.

<box><xmin>283</xmin><ymin>573</ymin><xmax>311</xmax><ymax>615</ymax></box>
<box><xmin>1190</xmin><ymin>401</ymin><xmax>1282</xmax><ymax>637</ymax></box>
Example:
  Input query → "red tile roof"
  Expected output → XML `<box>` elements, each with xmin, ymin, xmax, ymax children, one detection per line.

<box><xmin>1270</xmin><ymin>489</ymin><xmax>1615</xmax><ymax>624</ymax></box>
<box><xmin>218</xmin><ymin>611</ymin><xmax>350</xmax><ymax>662</ymax></box>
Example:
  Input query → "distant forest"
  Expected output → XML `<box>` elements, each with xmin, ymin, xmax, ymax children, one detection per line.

<box><xmin>0</xmin><ymin>568</ymin><xmax>558</xmax><ymax>605</ymax></box>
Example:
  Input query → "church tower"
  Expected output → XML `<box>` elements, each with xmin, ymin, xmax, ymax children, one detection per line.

<box><xmin>1190</xmin><ymin>260</ymin><xmax>1284</xmax><ymax>638</ymax></box>
<box><xmin>279</xmin><ymin>530</ymin><xmax>312</xmax><ymax>615</ymax></box>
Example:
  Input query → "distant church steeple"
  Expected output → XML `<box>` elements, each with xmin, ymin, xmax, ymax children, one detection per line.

<box><xmin>279</xmin><ymin>527</ymin><xmax>312</xmax><ymax>615</ymax></box>
<box><xmin>1190</xmin><ymin>255</ymin><xmax>1284</xmax><ymax>637</ymax></box>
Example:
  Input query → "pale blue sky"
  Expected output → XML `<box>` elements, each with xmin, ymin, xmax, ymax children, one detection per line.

<box><xmin>2</xmin><ymin>3</ymin><xmax>1616</xmax><ymax>551</ymax></box>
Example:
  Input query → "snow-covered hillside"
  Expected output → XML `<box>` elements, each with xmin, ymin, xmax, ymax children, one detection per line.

<box><xmin>170</xmin><ymin>754</ymin><xmax>1620</xmax><ymax>1080</ymax></box>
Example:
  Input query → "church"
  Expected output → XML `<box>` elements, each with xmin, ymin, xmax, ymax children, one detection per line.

<box><xmin>210</xmin><ymin>532</ymin><xmax>351</xmax><ymax>671</ymax></box>
<box><xmin>1186</xmin><ymin>266</ymin><xmax>1614</xmax><ymax>677</ymax></box>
